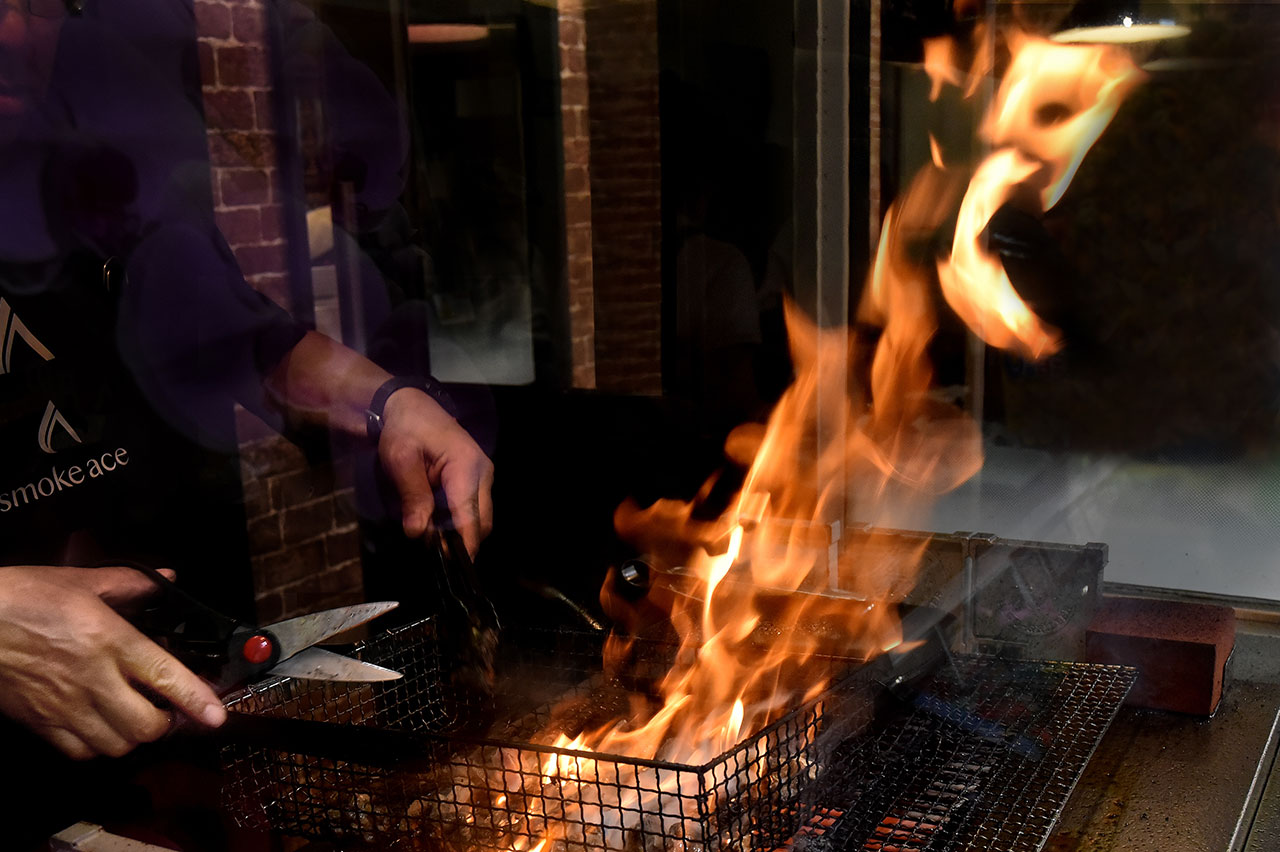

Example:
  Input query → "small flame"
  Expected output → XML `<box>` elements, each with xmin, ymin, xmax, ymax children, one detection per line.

<box><xmin>938</xmin><ymin>148</ymin><xmax>1061</xmax><ymax>359</ymax></box>
<box><xmin>723</xmin><ymin>699</ymin><xmax>745</xmax><ymax>751</ymax></box>
<box><xmin>923</xmin><ymin>36</ymin><xmax>963</xmax><ymax>101</ymax></box>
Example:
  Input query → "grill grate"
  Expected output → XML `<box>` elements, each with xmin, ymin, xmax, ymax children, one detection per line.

<box><xmin>221</xmin><ymin>618</ymin><xmax>847</xmax><ymax>851</ymax></box>
<box><xmin>795</xmin><ymin>657</ymin><xmax>1137</xmax><ymax>852</ymax></box>
<box><xmin>221</xmin><ymin>619</ymin><xmax>1132</xmax><ymax>852</ymax></box>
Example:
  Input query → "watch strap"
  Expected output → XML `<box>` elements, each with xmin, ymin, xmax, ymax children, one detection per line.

<box><xmin>365</xmin><ymin>376</ymin><xmax>456</xmax><ymax>442</ymax></box>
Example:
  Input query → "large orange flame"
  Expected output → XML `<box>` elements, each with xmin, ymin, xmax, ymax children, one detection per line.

<box><xmin>464</xmin><ymin>24</ymin><xmax>1144</xmax><ymax>852</ymax></box>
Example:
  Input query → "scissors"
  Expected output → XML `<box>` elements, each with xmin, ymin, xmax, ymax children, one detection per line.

<box><xmin>123</xmin><ymin>561</ymin><xmax>402</xmax><ymax>694</ymax></box>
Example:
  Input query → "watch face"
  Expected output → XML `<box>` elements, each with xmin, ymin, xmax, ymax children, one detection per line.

<box><xmin>365</xmin><ymin>408</ymin><xmax>384</xmax><ymax>441</ymax></box>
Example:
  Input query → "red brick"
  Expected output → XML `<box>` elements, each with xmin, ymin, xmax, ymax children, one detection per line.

<box><xmin>219</xmin><ymin>168</ymin><xmax>271</xmax><ymax>207</ymax></box>
<box><xmin>197</xmin><ymin>40</ymin><xmax>215</xmax><ymax>87</ymax></box>
<box><xmin>239</xmin><ymin>473</ymin><xmax>273</xmax><ymax>520</ymax></box>
<box><xmin>246</xmin><ymin>514</ymin><xmax>282</xmax><ymax>554</ymax></box>
<box><xmin>564</xmin><ymin>193</ymin><xmax>592</xmax><ymax>224</ymax></box>
<box><xmin>231</xmin><ymin>3</ymin><xmax>266</xmax><ymax>43</ymax></box>
<box><xmin>564</xmin><ymin>164</ymin><xmax>590</xmax><ymax>195</ymax></box>
<box><xmin>568</xmin><ymin>255</ymin><xmax>593</xmax><ymax>281</ymax></box>
<box><xmin>239</xmin><ymin>435</ymin><xmax>304</xmax><ymax>478</ymax></box>
<box><xmin>562</xmin><ymin>135</ymin><xmax>591</xmax><ymax>167</ymax></box>
<box><xmin>215</xmin><ymin>206</ymin><xmax>262</xmax><ymax>245</ymax></box>
<box><xmin>561</xmin><ymin>75</ymin><xmax>588</xmax><ymax>105</ymax></box>
<box><xmin>216</xmin><ymin>45</ymin><xmax>270</xmax><ymax>88</ymax></box>
<box><xmin>324</xmin><ymin>529</ymin><xmax>361</xmax><ymax>566</ymax></box>
<box><xmin>257</xmin><ymin>203</ymin><xmax>284</xmax><ymax>242</ymax></box>
<box><xmin>281</xmin><ymin>499</ymin><xmax>335</xmax><ymax>547</ymax></box>
<box><xmin>203</xmin><ymin>89</ymin><xmax>255</xmax><ymax>131</ymax></box>
<box><xmin>208</xmin><ymin>131</ymin><xmax>276</xmax><ymax>168</ymax></box>
<box><xmin>256</xmin><ymin>538</ymin><xmax>326</xmax><ymax>589</ymax></box>
<box><xmin>314</xmin><ymin>559</ymin><xmax>364</xmax><ymax>598</ymax></box>
<box><xmin>234</xmin><ymin>241</ymin><xmax>288</xmax><ymax>278</ymax></box>
<box><xmin>562</xmin><ymin>46</ymin><xmax>587</xmax><ymax>76</ymax></box>
<box><xmin>194</xmin><ymin>0</ymin><xmax>232</xmax><ymax>40</ymax></box>
<box><xmin>275</xmin><ymin>560</ymin><xmax>364</xmax><ymax>616</ymax></box>
<box><xmin>567</xmin><ymin>226</ymin><xmax>592</xmax><ymax>258</ymax></box>
<box><xmin>253</xmin><ymin>90</ymin><xmax>275</xmax><ymax>133</ymax></box>
<box><xmin>558</xmin><ymin>17</ymin><xmax>583</xmax><ymax>47</ymax></box>
<box><xmin>254</xmin><ymin>591</ymin><xmax>285</xmax><ymax>624</ymax></box>
<box><xmin>333</xmin><ymin>490</ymin><xmax>359</xmax><ymax>526</ymax></box>
<box><xmin>561</xmin><ymin>107</ymin><xmax>589</xmax><ymax>139</ymax></box>
<box><xmin>276</xmin><ymin>466</ymin><xmax>336</xmax><ymax>507</ymax></box>
<box><xmin>207</xmin><ymin>133</ymin><xmax>238</xmax><ymax>168</ymax></box>
<box><xmin>276</xmin><ymin>583</ymin><xmax>319</xmax><ymax>618</ymax></box>
<box><xmin>1086</xmin><ymin>597</ymin><xmax>1235</xmax><ymax>715</ymax></box>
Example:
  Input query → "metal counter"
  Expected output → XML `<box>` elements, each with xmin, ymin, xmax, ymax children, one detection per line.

<box><xmin>1049</xmin><ymin>619</ymin><xmax>1280</xmax><ymax>852</ymax></box>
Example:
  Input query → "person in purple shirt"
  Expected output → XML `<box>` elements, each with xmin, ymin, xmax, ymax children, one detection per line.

<box><xmin>0</xmin><ymin>0</ymin><xmax>492</xmax><ymax>787</ymax></box>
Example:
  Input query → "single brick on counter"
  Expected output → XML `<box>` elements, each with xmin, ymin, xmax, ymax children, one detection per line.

<box><xmin>1085</xmin><ymin>596</ymin><xmax>1235</xmax><ymax>715</ymax></box>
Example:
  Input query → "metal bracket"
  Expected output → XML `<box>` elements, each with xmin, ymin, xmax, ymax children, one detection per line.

<box><xmin>49</xmin><ymin>823</ymin><xmax>176</xmax><ymax>852</ymax></box>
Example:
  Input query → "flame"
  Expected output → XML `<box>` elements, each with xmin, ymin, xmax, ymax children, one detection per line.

<box><xmin>984</xmin><ymin>33</ymin><xmax>1145</xmax><ymax>210</ymax></box>
<box><xmin>938</xmin><ymin>147</ymin><xmax>1061</xmax><ymax>359</ymax></box>
<box><xmin>923</xmin><ymin>36</ymin><xmax>963</xmax><ymax>102</ymax></box>
<box><xmin>935</xmin><ymin>31</ymin><xmax>1143</xmax><ymax>359</ymax></box>
<box><xmin>447</xmin><ymin>22</ymin><xmax>1143</xmax><ymax>852</ymax></box>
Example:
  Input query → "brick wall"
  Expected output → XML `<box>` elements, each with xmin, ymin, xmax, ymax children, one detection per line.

<box><xmin>194</xmin><ymin>0</ymin><xmax>364</xmax><ymax>623</ymax></box>
<box><xmin>582</xmin><ymin>0</ymin><xmax>663</xmax><ymax>395</ymax></box>
<box><xmin>559</xmin><ymin>0</ymin><xmax>597</xmax><ymax>390</ymax></box>
<box><xmin>868</xmin><ymin>0</ymin><xmax>881</xmax><ymax>252</ymax></box>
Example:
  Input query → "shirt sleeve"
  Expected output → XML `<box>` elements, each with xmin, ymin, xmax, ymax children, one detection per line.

<box><xmin>117</xmin><ymin>223</ymin><xmax>306</xmax><ymax>449</ymax></box>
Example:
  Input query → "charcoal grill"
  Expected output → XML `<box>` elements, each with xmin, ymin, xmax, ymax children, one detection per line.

<box><xmin>221</xmin><ymin>617</ymin><xmax>846</xmax><ymax>851</ymax></box>
<box><xmin>220</xmin><ymin>618</ymin><xmax>1135</xmax><ymax>852</ymax></box>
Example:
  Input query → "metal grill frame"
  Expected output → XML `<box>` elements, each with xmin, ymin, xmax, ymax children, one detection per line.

<box><xmin>221</xmin><ymin>617</ymin><xmax>845</xmax><ymax>851</ymax></box>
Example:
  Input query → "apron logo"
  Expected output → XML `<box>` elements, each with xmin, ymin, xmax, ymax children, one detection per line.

<box><xmin>37</xmin><ymin>401</ymin><xmax>83</xmax><ymax>454</ymax></box>
<box><xmin>0</xmin><ymin>297</ymin><xmax>55</xmax><ymax>375</ymax></box>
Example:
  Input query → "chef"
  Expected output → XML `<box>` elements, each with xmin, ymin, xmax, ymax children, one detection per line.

<box><xmin>0</xmin><ymin>0</ymin><xmax>492</xmax><ymax>843</ymax></box>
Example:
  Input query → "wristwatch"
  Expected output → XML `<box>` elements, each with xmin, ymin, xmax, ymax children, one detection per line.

<box><xmin>365</xmin><ymin>376</ymin><xmax>457</xmax><ymax>442</ymax></box>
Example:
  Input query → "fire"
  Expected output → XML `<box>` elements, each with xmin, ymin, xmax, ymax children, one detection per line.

<box><xmin>936</xmin><ymin>32</ymin><xmax>1143</xmax><ymax>359</ymax></box>
<box><xmin>451</xmin><ymin>22</ymin><xmax>1144</xmax><ymax>852</ymax></box>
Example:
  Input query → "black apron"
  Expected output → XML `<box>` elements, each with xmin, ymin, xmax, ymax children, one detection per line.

<box><xmin>0</xmin><ymin>246</ymin><xmax>259</xmax><ymax>591</ymax></box>
<box><xmin>0</xmin><ymin>250</ymin><xmax>260</xmax><ymax>851</ymax></box>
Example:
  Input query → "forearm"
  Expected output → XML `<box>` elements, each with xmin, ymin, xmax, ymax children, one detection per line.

<box><xmin>262</xmin><ymin>330</ymin><xmax>391</xmax><ymax>436</ymax></box>
<box><xmin>262</xmin><ymin>331</ymin><xmax>493</xmax><ymax>553</ymax></box>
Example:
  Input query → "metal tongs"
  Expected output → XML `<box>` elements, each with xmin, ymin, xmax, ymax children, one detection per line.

<box><xmin>126</xmin><ymin>561</ymin><xmax>402</xmax><ymax>695</ymax></box>
<box><xmin>432</xmin><ymin>524</ymin><xmax>501</xmax><ymax>698</ymax></box>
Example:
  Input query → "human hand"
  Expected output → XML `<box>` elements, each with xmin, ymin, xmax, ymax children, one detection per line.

<box><xmin>377</xmin><ymin>387</ymin><xmax>494</xmax><ymax>557</ymax></box>
<box><xmin>0</xmin><ymin>565</ymin><xmax>227</xmax><ymax>759</ymax></box>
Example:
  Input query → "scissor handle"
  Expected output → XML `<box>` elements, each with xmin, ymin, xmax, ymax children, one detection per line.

<box><xmin>108</xmin><ymin>559</ymin><xmax>263</xmax><ymax>685</ymax></box>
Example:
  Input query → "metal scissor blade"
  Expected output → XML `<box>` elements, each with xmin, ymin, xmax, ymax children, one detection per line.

<box><xmin>266</xmin><ymin>647</ymin><xmax>402</xmax><ymax>682</ymax></box>
<box><xmin>265</xmin><ymin>601</ymin><xmax>399</xmax><ymax>661</ymax></box>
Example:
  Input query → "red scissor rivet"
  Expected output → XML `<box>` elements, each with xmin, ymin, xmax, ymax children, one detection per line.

<box><xmin>242</xmin><ymin>634</ymin><xmax>273</xmax><ymax>664</ymax></box>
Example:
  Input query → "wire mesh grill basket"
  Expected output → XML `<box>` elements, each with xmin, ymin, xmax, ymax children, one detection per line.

<box><xmin>221</xmin><ymin>618</ymin><xmax>860</xmax><ymax>851</ymax></box>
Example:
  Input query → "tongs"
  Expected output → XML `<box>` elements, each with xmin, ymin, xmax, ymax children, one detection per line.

<box><xmin>125</xmin><ymin>561</ymin><xmax>402</xmax><ymax>695</ymax></box>
<box><xmin>431</xmin><ymin>523</ymin><xmax>501</xmax><ymax>699</ymax></box>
